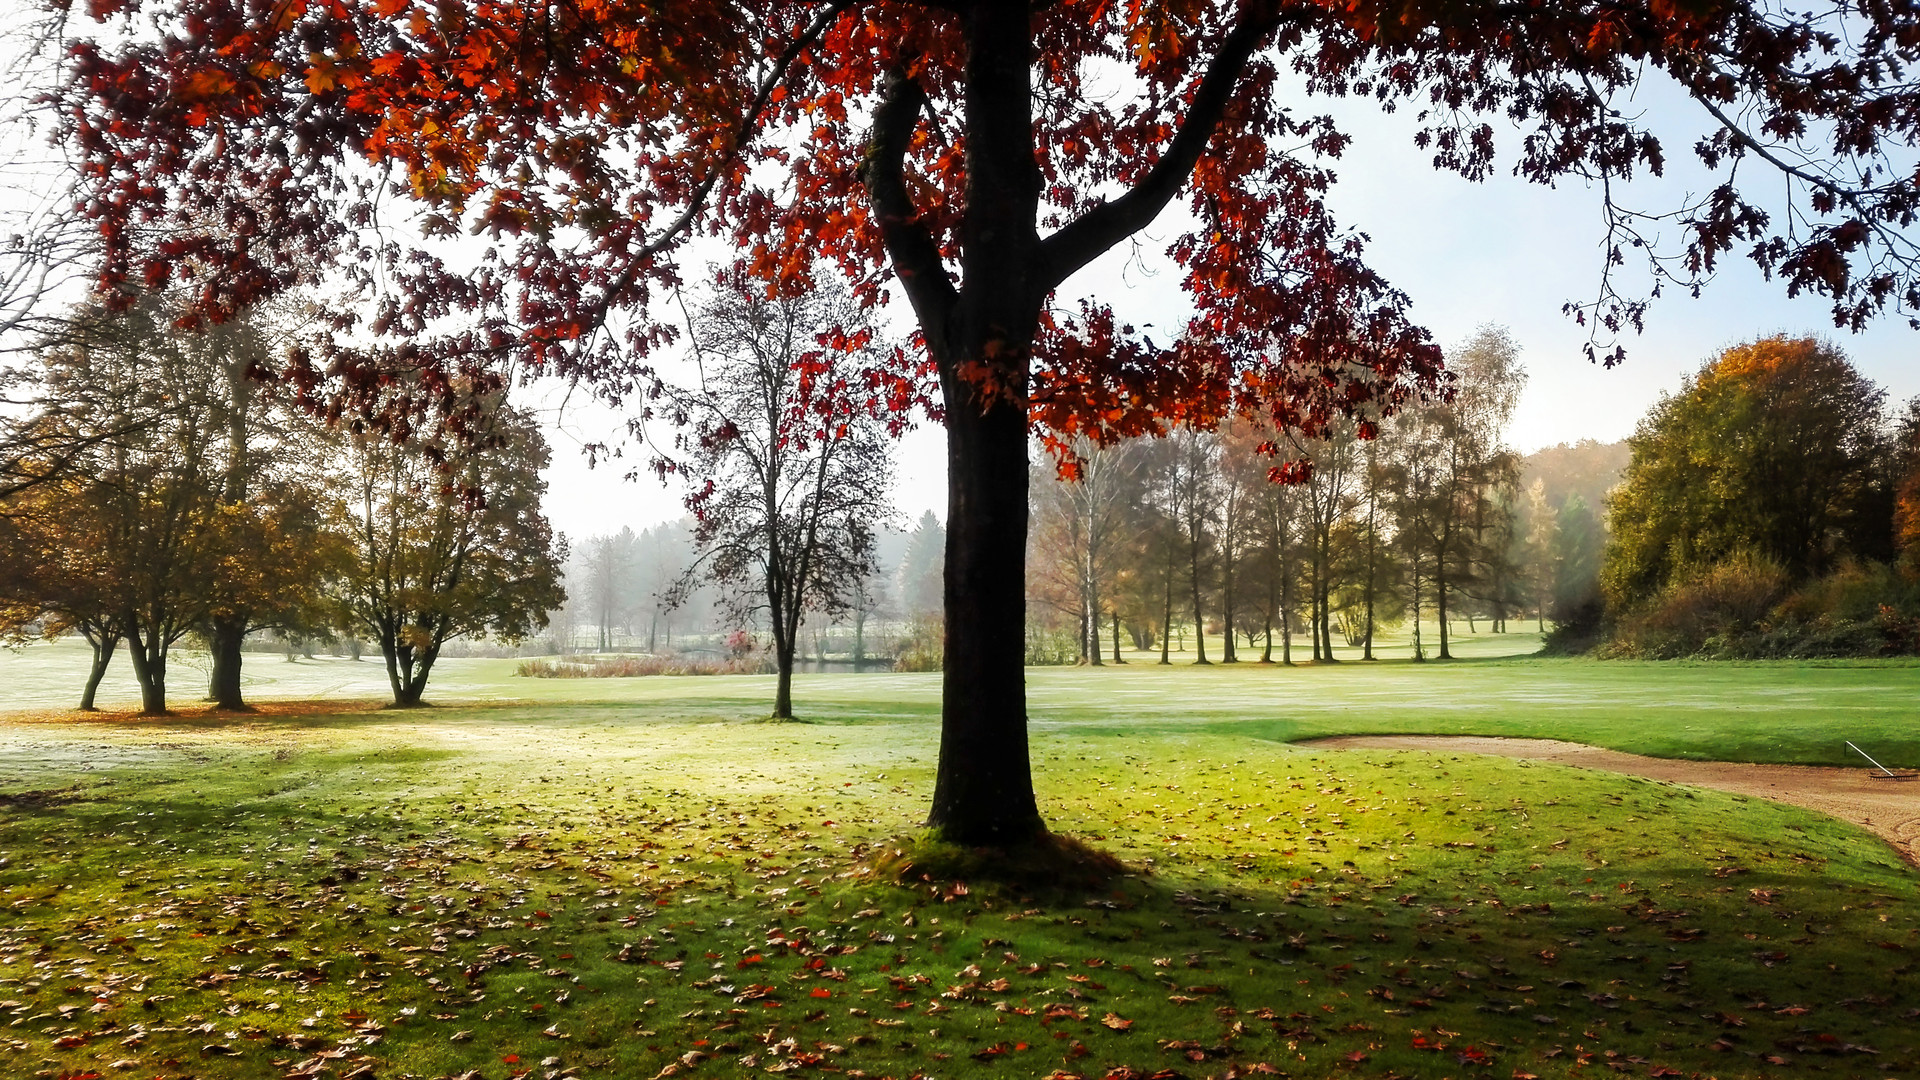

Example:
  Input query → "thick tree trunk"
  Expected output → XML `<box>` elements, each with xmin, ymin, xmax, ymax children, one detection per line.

<box><xmin>382</xmin><ymin>634</ymin><xmax>437</xmax><ymax>707</ymax></box>
<box><xmin>1111</xmin><ymin>612</ymin><xmax>1124</xmax><ymax>664</ymax></box>
<box><xmin>125</xmin><ymin>627</ymin><xmax>169</xmax><ymax>715</ymax></box>
<box><xmin>79</xmin><ymin>630</ymin><xmax>118</xmax><ymax>711</ymax></box>
<box><xmin>925</xmin><ymin>388</ymin><xmax>1042</xmax><ymax>845</ymax></box>
<box><xmin>1437</xmin><ymin>566</ymin><xmax>1453</xmax><ymax>659</ymax></box>
<box><xmin>207</xmin><ymin>615</ymin><xmax>251</xmax><ymax>710</ymax></box>
<box><xmin>1309</xmin><ymin>546</ymin><xmax>1323</xmax><ymax>661</ymax></box>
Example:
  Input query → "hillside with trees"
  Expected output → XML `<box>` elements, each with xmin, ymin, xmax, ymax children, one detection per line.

<box><xmin>1595</xmin><ymin>336</ymin><xmax>1916</xmax><ymax>659</ymax></box>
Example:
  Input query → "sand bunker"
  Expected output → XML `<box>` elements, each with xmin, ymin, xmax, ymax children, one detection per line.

<box><xmin>1303</xmin><ymin>735</ymin><xmax>1920</xmax><ymax>865</ymax></box>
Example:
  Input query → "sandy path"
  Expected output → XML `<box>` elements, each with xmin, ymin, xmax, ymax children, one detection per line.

<box><xmin>1302</xmin><ymin>735</ymin><xmax>1920</xmax><ymax>865</ymax></box>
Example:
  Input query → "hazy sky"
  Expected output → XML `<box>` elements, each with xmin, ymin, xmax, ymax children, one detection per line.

<box><xmin>538</xmin><ymin>72</ymin><xmax>1920</xmax><ymax>543</ymax></box>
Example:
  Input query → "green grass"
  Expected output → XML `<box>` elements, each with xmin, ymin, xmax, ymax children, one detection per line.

<box><xmin>1</xmin><ymin>639</ymin><xmax>1918</xmax><ymax>1079</ymax></box>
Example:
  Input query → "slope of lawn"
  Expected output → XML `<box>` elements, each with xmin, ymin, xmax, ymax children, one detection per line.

<box><xmin>1</xmin><ymin>641</ymin><xmax>1918</xmax><ymax>1080</ymax></box>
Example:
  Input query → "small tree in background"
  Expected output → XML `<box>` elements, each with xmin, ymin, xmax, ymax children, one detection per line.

<box><xmin>337</xmin><ymin>402</ymin><xmax>566</xmax><ymax>707</ymax></box>
<box><xmin>657</xmin><ymin>274</ymin><xmax>911</xmax><ymax>720</ymax></box>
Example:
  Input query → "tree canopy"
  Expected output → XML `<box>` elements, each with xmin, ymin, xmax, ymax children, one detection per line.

<box><xmin>57</xmin><ymin>0</ymin><xmax>1920</xmax><ymax>842</ymax></box>
<box><xmin>1603</xmin><ymin>336</ymin><xmax>1893</xmax><ymax>609</ymax></box>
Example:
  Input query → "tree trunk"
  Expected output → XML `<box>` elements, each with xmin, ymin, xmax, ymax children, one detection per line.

<box><xmin>773</xmin><ymin>641</ymin><xmax>795</xmax><ymax>719</ymax></box>
<box><xmin>1437</xmin><ymin>564</ymin><xmax>1453</xmax><ymax>659</ymax></box>
<box><xmin>1309</xmin><ymin>543</ymin><xmax>1323</xmax><ymax>662</ymax></box>
<box><xmin>924</xmin><ymin>367</ymin><xmax>1042</xmax><ymax>845</ymax></box>
<box><xmin>1411</xmin><ymin>559</ymin><xmax>1425</xmax><ymax>662</ymax></box>
<box><xmin>1363</xmin><ymin>491</ymin><xmax>1377</xmax><ymax>661</ymax></box>
<box><xmin>207</xmin><ymin>615</ymin><xmax>251</xmax><ymax>711</ymax></box>
<box><xmin>382</xmin><ymin>631</ymin><xmax>437</xmax><ymax>707</ymax></box>
<box><xmin>125</xmin><ymin>625</ymin><xmax>169</xmax><ymax>715</ymax></box>
<box><xmin>1087</xmin><ymin>591</ymin><xmax>1103</xmax><ymax>666</ymax></box>
<box><xmin>1220</xmin><ymin>550</ymin><xmax>1237</xmax><ymax>662</ymax></box>
<box><xmin>1159</xmin><ymin>545</ymin><xmax>1174</xmax><ymax>665</ymax></box>
<box><xmin>1189</xmin><ymin>550</ymin><xmax>1210</xmax><ymax>665</ymax></box>
<box><xmin>853</xmin><ymin>607</ymin><xmax>867</xmax><ymax>672</ymax></box>
<box><xmin>79</xmin><ymin>629</ymin><xmax>118</xmax><ymax>711</ymax></box>
<box><xmin>1110</xmin><ymin>611</ymin><xmax>1124</xmax><ymax>664</ymax></box>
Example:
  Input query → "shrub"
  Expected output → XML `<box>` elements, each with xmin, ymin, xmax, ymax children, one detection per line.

<box><xmin>1608</xmin><ymin>554</ymin><xmax>1790</xmax><ymax>658</ymax></box>
<box><xmin>894</xmin><ymin>616</ymin><xmax>943</xmax><ymax>673</ymax></box>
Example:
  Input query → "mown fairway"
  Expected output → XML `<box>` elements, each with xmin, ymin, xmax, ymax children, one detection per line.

<box><xmin>2</xmin><ymin>639</ymin><xmax>1918</xmax><ymax>1080</ymax></box>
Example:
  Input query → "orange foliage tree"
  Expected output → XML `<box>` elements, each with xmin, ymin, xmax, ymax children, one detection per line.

<box><xmin>58</xmin><ymin>0</ymin><xmax>1920</xmax><ymax>841</ymax></box>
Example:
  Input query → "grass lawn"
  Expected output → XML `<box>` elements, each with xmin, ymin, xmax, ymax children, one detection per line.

<box><xmin>1</xmin><ymin>639</ymin><xmax>1917</xmax><ymax>1080</ymax></box>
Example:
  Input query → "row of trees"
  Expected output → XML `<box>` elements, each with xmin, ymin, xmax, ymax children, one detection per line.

<box><xmin>0</xmin><ymin>295</ymin><xmax>565</xmax><ymax>712</ymax></box>
<box><xmin>1028</xmin><ymin>327</ymin><xmax>1557</xmax><ymax>664</ymax></box>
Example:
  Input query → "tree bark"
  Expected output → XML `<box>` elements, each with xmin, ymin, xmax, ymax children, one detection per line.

<box><xmin>773</xmin><ymin>641</ymin><xmax>795</xmax><ymax>719</ymax></box>
<box><xmin>1159</xmin><ymin>542</ymin><xmax>1174</xmax><ymax>665</ymax></box>
<box><xmin>381</xmin><ymin>631</ymin><xmax>438</xmax><ymax>707</ymax></box>
<box><xmin>207</xmin><ymin>615</ymin><xmax>251</xmax><ymax>710</ymax></box>
<box><xmin>926</xmin><ymin>387</ymin><xmax>1041</xmax><ymax>844</ymax></box>
<box><xmin>125</xmin><ymin>625</ymin><xmax>169</xmax><ymax>715</ymax></box>
<box><xmin>1221</xmin><ymin>545</ymin><xmax>1237</xmax><ymax>662</ymax></box>
<box><xmin>79</xmin><ymin>628</ymin><xmax>118</xmax><ymax>711</ymax></box>
<box><xmin>1110</xmin><ymin>611</ymin><xmax>1124</xmax><ymax>664</ymax></box>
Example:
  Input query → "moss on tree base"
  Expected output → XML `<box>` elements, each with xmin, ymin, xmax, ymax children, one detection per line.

<box><xmin>862</xmin><ymin>829</ymin><xmax>1135</xmax><ymax>896</ymax></box>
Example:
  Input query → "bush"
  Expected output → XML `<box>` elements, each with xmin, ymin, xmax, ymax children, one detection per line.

<box><xmin>1024</xmin><ymin>622</ymin><xmax>1079</xmax><ymax>665</ymax></box>
<box><xmin>1540</xmin><ymin>586</ymin><xmax>1606</xmax><ymax>655</ymax></box>
<box><xmin>894</xmin><ymin>616</ymin><xmax>943</xmax><ymax>673</ymax></box>
<box><xmin>1607</xmin><ymin>554</ymin><xmax>1790</xmax><ymax>659</ymax></box>
<box><xmin>1601</xmin><ymin>556</ymin><xmax>1920</xmax><ymax>659</ymax></box>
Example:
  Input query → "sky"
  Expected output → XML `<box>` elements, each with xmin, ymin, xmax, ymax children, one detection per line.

<box><xmin>536</xmin><ymin>71</ymin><xmax>1920</xmax><ymax>544</ymax></box>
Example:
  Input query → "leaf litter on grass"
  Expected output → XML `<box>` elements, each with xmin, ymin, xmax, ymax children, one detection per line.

<box><xmin>0</xmin><ymin>715</ymin><xmax>1916</xmax><ymax>1080</ymax></box>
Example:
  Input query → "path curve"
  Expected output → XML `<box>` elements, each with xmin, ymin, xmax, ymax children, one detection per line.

<box><xmin>1301</xmin><ymin>735</ymin><xmax>1920</xmax><ymax>865</ymax></box>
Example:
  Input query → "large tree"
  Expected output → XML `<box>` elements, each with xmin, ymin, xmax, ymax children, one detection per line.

<box><xmin>1603</xmin><ymin>336</ymin><xmax>1892</xmax><ymax>608</ymax></box>
<box><xmin>62</xmin><ymin>0</ymin><xmax>1920</xmax><ymax>842</ymax></box>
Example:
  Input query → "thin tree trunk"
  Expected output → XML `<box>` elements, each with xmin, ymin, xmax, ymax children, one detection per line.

<box><xmin>1159</xmin><ymin>543</ymin><xmax>1174</xmax><ymax>665</ymax></box>
<box><xmin>1189</xmin><ymin>545</ymin><xmax>1210</xmax><ymax>665</ymax></box>
<box><xmin>1363</xmin><ymin>487</ymin><xmax>1377</xmax><ymax>661</ymax></box>
<box><xmin>79</xmin><ymin>629</ymin><xmax>118</xmax><ymax>711</ymax></box>
<box><xmin>1111</xmin><ymin>611</ymin><xmax>1124</xmax><ymax>664</ymax></box>
<box><xmin>1411</xmin><ymin>559</ymin><xmax>1425</xmax><ymax>662</ymax></box>
<box><xmin>1221</xmin><ymin>547</ymin><xmax>1237</xmax><ymax>662</ymax></box>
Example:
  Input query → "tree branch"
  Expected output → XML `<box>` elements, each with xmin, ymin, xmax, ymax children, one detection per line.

<box><xmin>1035</xmin><ymin>7</ymin><xmax>1280</xmax><ymax>292</ymax></box>
<box><xmin>861</xmin><ymin>67</ymin><xmax>959</xmax><ymax>344</ymax></box>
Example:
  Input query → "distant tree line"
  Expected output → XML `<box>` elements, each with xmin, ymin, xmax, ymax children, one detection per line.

<box><xmin>1025</xmin><ymin>326</ymin><xmax>1589</xmax><ymax>663</ymax></box>
<box><xmin>0</xmin><ymin>294</ymin><xmax>566</xmax><ymax>712</ymax></box>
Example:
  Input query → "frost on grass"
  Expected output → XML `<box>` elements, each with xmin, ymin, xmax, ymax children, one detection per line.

<box><xmin>0</xmin><ymin>720</ymin><xmax>1916</xmax><ymax>1080</ymax></box>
